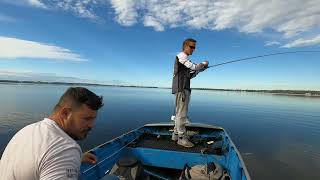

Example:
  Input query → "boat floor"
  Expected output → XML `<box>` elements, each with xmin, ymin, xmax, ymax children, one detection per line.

<box><xmin>129</xmin><ymin>133</ymin><xmax>223</xmax><ymax>155</ymax></box>
<box><xmin>143</xmin><ymin>165</ymin><xmax>182</xmax><ymax>179</ymax></box>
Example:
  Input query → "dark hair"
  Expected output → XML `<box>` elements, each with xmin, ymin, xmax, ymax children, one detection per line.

<box><xmin>54</xmin><ymin>87</ymin><xmax>103</xmax><ymax>111</ymax></box>
<box><xmin>182</xmin><ymin>38</ymin><xmax>197</xmax><ymax>50</ymax></box>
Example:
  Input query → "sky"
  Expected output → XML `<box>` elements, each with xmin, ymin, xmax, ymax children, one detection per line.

<box><xmin>0</xmin><ymin>0</ymin><xmax>319</xmax><ymax>90</ymax></box>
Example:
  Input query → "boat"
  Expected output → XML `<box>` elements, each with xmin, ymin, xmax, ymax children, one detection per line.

<box><xmin>80</xmin><ymin>123</ymin><xmax>251</xmax><ymax>180</ymax></box>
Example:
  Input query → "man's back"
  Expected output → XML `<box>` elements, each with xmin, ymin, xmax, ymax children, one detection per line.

<box><xmin>0</xmin><ymin>118</ymin><xmax>82</xmax><ymax>180</ymax></box>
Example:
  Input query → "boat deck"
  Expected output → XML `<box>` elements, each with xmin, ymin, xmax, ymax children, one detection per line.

<box><xmin>80</xmin><ymin>123</ymin><xmax>251</xmax><ymax>180</ymax></box>
<box><xmin>129</xmin><ymin>133</ymin><xmax>224</xmax><ymax>155</ymax></box>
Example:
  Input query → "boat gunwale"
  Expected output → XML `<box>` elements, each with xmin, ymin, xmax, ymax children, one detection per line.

<box><xmin>82</xmin><ymin>122</ymin><xmax>251</xmax><ymax>180</ymax></box>
<box><xmin>144</xmin><ymin>122</ymin><xmax>251</xmax><ymax>180</ymax></box>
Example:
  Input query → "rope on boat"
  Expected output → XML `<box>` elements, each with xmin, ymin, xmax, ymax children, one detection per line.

<box><xmin>82</xmin><ymin>136</ymin><xmax>140</xmax><ymax>174</ymax></box>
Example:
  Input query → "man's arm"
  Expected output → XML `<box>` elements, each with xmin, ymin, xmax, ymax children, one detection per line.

<box><xmin>190</xmin><ymin>70</ymin><xmax>200</xmax><ymax>79</ymax></box>
<box><xmin>190</xmin><ymin>60</ymin><xmax>209</xmax><ymax>78</ymax></box>
<box><xmin>39</xmin><ymin>147</ymin><xmax>82</xmax><ymax>180</ymax></box>
<box><xmin>82</xmin><ymin>152</ymin><xmax>97</xmax><ymax>164</ymax></box>
<box><xmin>177</xmin><ymin>53</ymin><xmax>206</xmax><ymax>71</ymax></box>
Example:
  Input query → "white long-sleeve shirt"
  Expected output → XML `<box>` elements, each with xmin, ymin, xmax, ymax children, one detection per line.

<box><xmin>177</xmin><ymin>52</ymin><xmax>204</xmax><ymax>78</ymax></box>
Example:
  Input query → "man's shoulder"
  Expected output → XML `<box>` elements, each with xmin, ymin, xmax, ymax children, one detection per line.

<box><xmin>35</xmin><ymin>118</ymin><xmax>81</xmax><ymax>153</ymax></box>
<box><xmin>11</xmin><ymin>120</ymin><xmax>42</xmax><ymax>138</ymax></box>
<box><xmin>177</xmin><ymin>52</ymin><xmax>188</xmax><ymax>59</ymax></box>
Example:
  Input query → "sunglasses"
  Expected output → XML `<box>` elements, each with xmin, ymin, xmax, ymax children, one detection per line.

<box><xmin>189</xmin><ymin>45</ymin><xmax>196</xmax><ymax>49</ymax></box>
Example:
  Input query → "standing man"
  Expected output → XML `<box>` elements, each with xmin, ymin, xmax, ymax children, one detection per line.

<box><xmin>171</xmin><ymin>38</ymin><xmax>209</xmax><ymax>148</ymax></box>
<box><xmin>0</xmin><ymin>87</ymin><xmax>103</xmax><ymax>179</ymax></box>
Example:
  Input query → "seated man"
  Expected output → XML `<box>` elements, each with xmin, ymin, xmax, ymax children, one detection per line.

<box><xmin>0</xmin><ymin>87</ymin><xmax>104</xmax><ymax>179</ymax></box>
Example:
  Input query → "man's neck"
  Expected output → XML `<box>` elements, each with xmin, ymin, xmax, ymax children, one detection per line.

<box><xmin>48</xmin><ymin>114</ymin><xmax>67</xmax><ymax>132</ymax></box>
<box><xmin>183</xmin><ymin>51</ymin><xmax>190</xmax><ymax>56</ymax></box>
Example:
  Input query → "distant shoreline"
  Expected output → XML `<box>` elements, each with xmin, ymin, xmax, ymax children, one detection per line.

<box><xmin>1</xmin><ymin>80</ymin><xmax>319</xmax><ymax>97</ymax></box>
<box><xmin>192</xmin><ymin>88</ymin><xmax>320</xmax><ymax>97</ymax></box>
<box><xmin>0</xmin><ymin>80</ymin><xmax>159</xmax><ymax>89</ymax></box>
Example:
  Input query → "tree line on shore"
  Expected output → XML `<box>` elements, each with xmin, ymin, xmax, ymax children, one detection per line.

<box><xmin>1</xmin><ymin>80</ymin><xmax>319</xmax><ymax>96</ymax></box>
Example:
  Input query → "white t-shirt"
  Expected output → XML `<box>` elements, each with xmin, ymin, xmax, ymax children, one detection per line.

<box><xmin>0</xmin><ymin>118</ymin><xmax>82</xmax><ymax>180</ymax></box>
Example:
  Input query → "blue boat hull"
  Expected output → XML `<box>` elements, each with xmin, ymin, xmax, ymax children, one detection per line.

<box><xmin>80</xmin><ymin>123</ymin><xmax>251</xmax><ymax>180</ymax></box>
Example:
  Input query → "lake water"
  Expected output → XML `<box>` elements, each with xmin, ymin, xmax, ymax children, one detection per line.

<box><xmin>0</xmin><ymin>84</ymin><xmax>319</xmax><ymax>179</ymax></box>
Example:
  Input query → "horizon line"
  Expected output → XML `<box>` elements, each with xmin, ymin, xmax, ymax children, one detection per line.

<box><xmin>0</xmin><ymin>79</ymin><xmax>319</xmax><ymax>93</ymax></box>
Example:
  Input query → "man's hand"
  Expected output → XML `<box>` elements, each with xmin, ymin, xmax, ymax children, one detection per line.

<box><xmin>82</xmin><ymin>152</ymin><xmax>97</xmax><ymax>164</ymax></box>
<box><xmin>202</xmin><ymin>60</ymin><xmax>209</xmax><ymax>68</ymax></box>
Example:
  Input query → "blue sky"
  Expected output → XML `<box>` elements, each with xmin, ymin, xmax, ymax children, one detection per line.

<box><xmin>0</xmin><ymin>0</ymin><xmax>319</xmax><ymax>90</ymax></box>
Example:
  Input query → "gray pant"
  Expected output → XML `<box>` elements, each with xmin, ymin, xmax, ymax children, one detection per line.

<box><xmin>174</xmin><ymin>89</ymin><xmax>191</xmax><ymax>136</ymax></box>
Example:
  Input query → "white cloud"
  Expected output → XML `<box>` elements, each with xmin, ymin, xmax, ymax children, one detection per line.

<box><xmin>4</xmin><ymin>0</ymin><xmax>320</xmax><ymax>48</ymax></box>
<box><xmin>0</xmin><ymin>13</ymin><xmax>17</xmax><ymax>22</ymax></box>
<box><xmin>265</xmin><ymin>41</ymin><xmax>281</xmax><ymax>46</ymax></box>
<box><xmin>1</xmin><ymin>0</ymin><xmax>98</xmax><ymax>19</ymax></box>
<box><xmin>0</xmin><ymin>36</ymin><xmax>87</xmax><ymax>62</ymax></box>
<box><xmin>1</xmin><ymin>0</ymin><xmax>48</xmax><ymax>9</ymax></box>
<box><xmin>0</xmin><ymin>70</ymin><xmax>86</xmax><ymax>82</ymax></box>
<box><xmin>54</xmin><ymin>0</ymin><xmax>99</xmax><ymax>19</ymax></box>
<box><xmin>143</xmin><ymin>15</ymin><xmax>164</xmax><ymax>31</ymax></box>
<box><xmin>110</xmin><ymin>0</ymin><xmax>138</xmax><ymax>26</ymax></box>
<box><xmin>0</xmin><ymin>70</ymin><xmax>34</xmax><ymax>77</ymax></box>
<box><xmin>282</xmin><ymin>35</ymin><xmax>320</xmax><ymax>48</ymax></box>
<box><xmin>108</xmin><ymin>0</ymin><xmax>320</xmax><ymax>47</ymax></box>
<box><xmin>0</xmin><ymin>70</ymin><xmax>127</xmax><ymax>85</ymax></box>
<box><xmin>27</xmin><ymin>0</ymin><xmax>47</xmax><ymax>9</ymax></box>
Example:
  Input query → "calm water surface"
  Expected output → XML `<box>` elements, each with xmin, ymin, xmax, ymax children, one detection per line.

<box><xmin>0</xmin><ymin>84</ymin><xmax>319</xmax><ymax>180</ymax></box>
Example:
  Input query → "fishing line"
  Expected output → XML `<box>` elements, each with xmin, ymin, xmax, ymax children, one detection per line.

<box><xmin>207</xmin><ymin>50</ymin><xmax>320</xmax><ymax>68</ymax></box>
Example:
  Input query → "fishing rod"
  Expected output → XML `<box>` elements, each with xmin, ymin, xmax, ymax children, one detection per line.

<box><xmin>207</xmin><ymin>50</ymin><xmax>320</xmax><ymax>68</ymax></box>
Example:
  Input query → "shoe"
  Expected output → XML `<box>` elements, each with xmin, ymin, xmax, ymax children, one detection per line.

<box><xmin>170</xmin><ymin>115</ymin><xmax>190</xmax><ymax>124</ymax></box>
<box><xmin>171</xmin><ymin>133</ymin><xmax>178</xmax><ymax>141</ymax></box>
<box><xmin>177</xmin><ymin>137</ymin><xmax>194</xmax><ymax>148</ymax></box>
<box><xmin>186</xmin><ymin>116</ymin><xmax>191</xmax><ymax>124</ymax></box>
